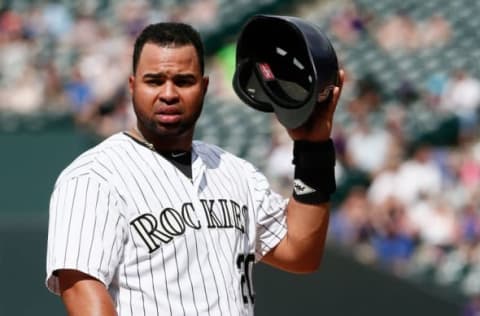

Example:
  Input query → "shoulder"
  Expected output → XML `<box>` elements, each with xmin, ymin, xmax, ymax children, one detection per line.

<box><xmin>54</xmin><ymin>133</ymin><xmax>131</xmax><ymax>188</ymax></box>
<box><xmin>193</xmin><ymin>140</ymin><xmax>257</xmax><ymax>171</ymax></box>
<box><xmin>192</xmin><ymin>140</ymin><xmax>226</xmax><ymax>157</ymax></box>
<box><xmin>192</xmin><ymin>140</ymin><xmax>265</xmax><ymax>186</ymax></box>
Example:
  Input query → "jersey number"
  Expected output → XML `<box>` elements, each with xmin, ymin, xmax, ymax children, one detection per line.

<box><xmin>237</xmin><ymin>253</ymin><xmax>255</xmax><ymax>304</ymax></box>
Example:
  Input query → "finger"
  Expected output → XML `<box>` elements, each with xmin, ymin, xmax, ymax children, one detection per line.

<box><xmin>334</xmin><ymin>69</ymin><xmax>345</xmax><ymax>104</ymax></box>
<box><xmin>326</xmin><ymin>69</ymin><xmax>345</xmax><ymax>119</ymax></box>
<box><xmin>337</xmin><ymin>68</ymin><xmax>345</xmax><ymax>92</ymax></box>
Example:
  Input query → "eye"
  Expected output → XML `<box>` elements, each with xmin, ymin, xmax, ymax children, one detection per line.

<box><xmin>174</xmin><ymin>76</ymin><xmax>196</xmax><ymax>87</ymax></box>
<box><xmin>145</xmin><ymin>79</ymin><xmax>163</xmax><ymax>86</ymax></box>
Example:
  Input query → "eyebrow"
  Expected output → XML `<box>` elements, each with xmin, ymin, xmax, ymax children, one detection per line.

<box><xmin>142</xmin><ymin>73</ymin><xmax>165</xmax><ymax>80</ymax></box>
<box><xmin>142</xmin><ymin>73</ymin><xmax>196</xmax><ymax>80</ymax></box>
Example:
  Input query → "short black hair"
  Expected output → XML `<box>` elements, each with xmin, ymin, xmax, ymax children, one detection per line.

<box><xmin>132</xmin><ymin>22</ymin><xmax>205</xmax><ymax>75</ymax></box>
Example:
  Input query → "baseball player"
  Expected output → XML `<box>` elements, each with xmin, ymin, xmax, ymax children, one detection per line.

<box><xmin>46</xmin><ymin>21</ymin><xmax>344</xmax><ymax>315</ymax></box>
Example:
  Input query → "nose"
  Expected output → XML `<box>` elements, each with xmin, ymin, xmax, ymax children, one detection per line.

<box><xmin>159</xmin><ymin>81</ymin><xmax>179</xmax><ymax>105</ymax></box>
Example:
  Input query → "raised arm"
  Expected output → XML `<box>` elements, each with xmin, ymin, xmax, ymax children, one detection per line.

<box><xmin>262</xmin><ymin>69</ymin><xmax>344</xmax><ymax>273</ymax></box>
<box><xmin>58</xmin><ymin>269</ymin><xmax>117</xmax><ymax>316</ymax></box>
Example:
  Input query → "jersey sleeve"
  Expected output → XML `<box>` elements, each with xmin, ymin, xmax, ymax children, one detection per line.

<box><xmin>250</xmin><ymin>166</ymin><xmax>288</xmax><ymax>261</ymax></box>
<box><xmin>45</xmin><ymin>175</ymin><xmax>126</xmax><ymax>295</ymax></box>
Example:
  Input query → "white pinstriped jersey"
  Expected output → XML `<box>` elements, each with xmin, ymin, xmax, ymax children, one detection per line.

<box><xmin>46</xmin><ymin>132</ymin><xmax>287</xmax><ymax>315</ymax></box>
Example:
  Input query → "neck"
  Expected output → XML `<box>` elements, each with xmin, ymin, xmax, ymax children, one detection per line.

<box><xmin>132</xmin><ymin>126</ymin><xmax>192</xmax><ymax>152</ymax></box>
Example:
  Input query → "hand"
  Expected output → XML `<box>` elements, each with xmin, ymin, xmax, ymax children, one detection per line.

<box><xmin>287</xmin><ymin>69</ymin><xmax>345</xmax><ymax>142</ymax></box>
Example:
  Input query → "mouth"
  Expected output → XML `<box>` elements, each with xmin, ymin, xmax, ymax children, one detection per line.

<box><xmin>154</xmin><ymin>108</ymin><xmax>182</xmax><ymax>124</ymax></box>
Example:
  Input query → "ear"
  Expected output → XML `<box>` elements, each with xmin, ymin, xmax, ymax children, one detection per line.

<box><xmin>202</xmin><ymin>76</ymin><xmax>209</xmax><ymax>95</ymax></box>
<box><xmin>128</xmin><ymin>75</ymin><xmax>135</xmax><ymax>95</ymax></box>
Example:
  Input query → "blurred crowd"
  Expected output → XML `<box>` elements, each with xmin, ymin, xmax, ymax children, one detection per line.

<box><xmin>2</xmin><ymin>0</ymin><xmax>480</xmax><ymax>312</ymax></box>
<box><xmin>265</xmin><ymin>0</ymin><xmax>480</xmax><ymax>307</ymax></box>
<box><xmin>0</xmin><ymin>0</ymin><xmax>219</xmax><ymax>136</ymax></box>
<box><xmin>268</xmin><ymin>65</ymin><xmax>480</xmax><ymax>297</ymax></box>
<box><xmin>328</xmin><ymin>2</ymin><xmax>452</xmax><ymax>51</ymax></box>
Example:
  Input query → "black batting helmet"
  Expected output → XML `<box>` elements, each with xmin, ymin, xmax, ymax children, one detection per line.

<box><xmin>232</xmin><ymin>14</ymin><xmax>339</xmax><ymax>129</ymax></box>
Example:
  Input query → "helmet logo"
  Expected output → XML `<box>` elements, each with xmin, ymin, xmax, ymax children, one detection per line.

<box><xmin>258</xmin><ymin>63</ymin><xmax>275</xmax><ymax>81</ymax></box>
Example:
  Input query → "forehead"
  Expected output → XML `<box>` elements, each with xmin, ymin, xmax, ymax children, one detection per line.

<box><xmin>136</xmin><ymin>42</ymin><xmax>201</xmax><ymax>74</ymax></box>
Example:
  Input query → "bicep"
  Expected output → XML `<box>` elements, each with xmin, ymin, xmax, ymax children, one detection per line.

<box><xmin>260</xmin><ymin>233</ymin><xmax>307</xmax><ymax>273</ymax></box>
<box><xmin>260</xmin><ymin>198</ymin><xmax>330</xmax><ymax>273</ymax></box>
<box><xmin>58</xmin><ymin>269</ymin><xmax>117</xmax><ymax>316</ymax></box>
<box><xmin>248</xmin><ymin>162</ymin><xmax>327</xmax><ymax>272</ymax></box>
<box><xmin>260</xmin><ymin>240</ymin><xmax>297</xmax><ymax>272</ymax></box>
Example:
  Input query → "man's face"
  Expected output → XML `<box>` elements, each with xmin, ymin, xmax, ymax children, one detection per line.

<box><xmin>129</xmin><ymin>43</ymin><xmax>208</xmax><ymax>142</ymax></box>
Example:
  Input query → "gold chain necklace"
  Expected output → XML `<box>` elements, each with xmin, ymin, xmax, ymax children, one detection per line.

<box><xmin>131</xmin><ymin>127</ymin><xmax>155</xmax><ymax>151</ymax></box>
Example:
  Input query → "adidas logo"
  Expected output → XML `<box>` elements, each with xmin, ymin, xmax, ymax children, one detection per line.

<box><xmin>293</xmin><ymin>179</ymin><xmax>316</xmax><ymax>195</ymax></box>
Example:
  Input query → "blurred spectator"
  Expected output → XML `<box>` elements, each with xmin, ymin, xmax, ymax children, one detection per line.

<box><xmin>458</xmin><ymin>199</ymin><xmax>480</xmax><ymax>244</ymax></box>
<box><xmin>116</xmin><ymin>0</ymin><xmax>150</xmax><ymax>38</ymax></box>
<box><xmin>0</xmin><ymin>65</ymin><xmax>45</xmax><ymax>113</ymax></box>
<box><xmin>0</xmin><ymin>13</ymin><xmax>32</xmax><ymax>83</ymax></box>
<box><xmin>0</xmin><ymin>8</ymin><xmax>23</xmax><ymax>39</ymax></box>
<box><xmin>169</xmin><ymin>0</ymin><xmax>218</xmax><ymax>29</ymax></box>
<box><xmin>330</xmin><ymin>187</ymin><xmax>373</xmax><ymax>248</ymax></box>
<box><xmin>408</xmin><ymin>197</ymin><xmax>457</xmax><ymax>249</ymax></box>
<box><xmin>87</xmin><ymin>88</ymin><xmax>136</xmax><ymax>138</ymax></box>
<box><xmin>345</xmin><ymin>116</ymin><xmax>395</xmax><ymax>175</ymax></box>
<box><xmin>64</xmin><ymin>65</ymin><xmax>94</xmax><ymax>118</ymax></box>
<box><xmin>329</xmin><ymin>2</ymin><xmax>370</xmax><ymax>45</ymax></box>
<box><xmin>393</xmin><ymin>144</ymin><xmax>442</xmax><ymax>206</ymax></box>
<box><xmin>347</xmin><ymin>73</ymin><xmax>382</xmax><ymax>117</ymax></box>
<box><xmin>441</xmin><ymin>70</ymin><xmax>480</xmax><ymax>114</ymax></box>
<box><xmin>76</xmin><ymin>37</ymin><xmax>130</xmax><ymax>104</ymax></box>
<box><xmin>441</xmin><ymin>69</ymin><xmax>480</xmax><ymax>139</ymax></box>
<box><xmin>424</xmin><ymin>72</ymin><xmax>449</xmax><ymax>108</ymax></box>
<box><xmin>370</xmin><ymin>202</ymin><xmax>415</xmax><ymax>273</ymax></box>
<box><xmin>457</xmin><ymin>146</ymin><xmax>480</xmax><ymax>193</ymax></box>
<box><xmin>375</xmin><ymin>10</ymin><xmax>420</xmax><ymax>52</ymax></box>
<box><xmin>41</xmin><ymin>3</ymin><xmax>73</xmax><ymax>39</ymax></box>
<box><xmin>419</xmin><ymin>14</ymin><xmax>451</xmax><ymax>48</ymax></box>
<box><xmin>367</xmin><ymin>144</ymin><xmax>404</xmax><ymax>206</ymax></box>
<box><xmin>395</xmin><ymin>79</ymin><xmax>419</xmax><ymax>106</ymax></box>
<box><xmin>375</xmin><ymin>11</ymin><xmax>451</xmax><ymax>52</ymax></box>
<box><xmin>42</xmin><ymin>61</ymin><xmax>65</xmax><ymax>111</ymax></box>
<box><xmin>384</xmin><ymin>105</ymin><xmax>407</xmax><ymax>146</ymax></box>
<box><xmin>67</xmin><ymin>13</ymin><xmax>101</xmax><ymax>49</ymax></box>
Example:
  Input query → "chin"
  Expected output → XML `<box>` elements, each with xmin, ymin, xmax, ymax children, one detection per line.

<box><xmin>153</xmin><ymin>123</ymin><xmax>194</xmax><ymax>138</ymax></box>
